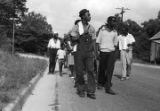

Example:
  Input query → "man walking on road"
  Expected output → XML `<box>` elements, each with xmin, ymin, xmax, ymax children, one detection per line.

<box><xmin>96</xmin><ymin>16</ymin><xmax>118</xmax><ymax>95</ymax></box>
<box><xmin>70</xmin><ymin>9</ymin><xmax>97</xmax><ymax>99</ymax></box>
<box><xmin>47</xmin><ymin>32</ymin><xmax>60</xmax><ymax>74</ymax></box>
<box><xmin>118</xmin><ymin>24</ymin><xmax>135</xmax><ymax>80</ymax></box>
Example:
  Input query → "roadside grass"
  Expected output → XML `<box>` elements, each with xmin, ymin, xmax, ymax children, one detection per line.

<box><xmin>0</xmin><ymin>51</ymin><xmax>47</xmax><ymax>109</ymax></box>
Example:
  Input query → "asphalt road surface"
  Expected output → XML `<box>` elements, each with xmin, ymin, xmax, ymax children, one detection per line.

<box><xmin>21</xmin><ymin>60</ymin><xmax>160</xmax><ymax>111</ymax></box>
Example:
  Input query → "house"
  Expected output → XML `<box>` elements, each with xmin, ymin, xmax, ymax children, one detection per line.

<box><xmin>150</xmin><ymin>31</ymin><xmax>160</xmax><ymax>63</ymax></box>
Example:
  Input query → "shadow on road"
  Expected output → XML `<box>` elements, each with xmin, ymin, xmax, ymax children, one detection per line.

<box><xmin>114</xmin><ymin>74</ymin><xmax>121</xmax><ymax>80</ymax></box>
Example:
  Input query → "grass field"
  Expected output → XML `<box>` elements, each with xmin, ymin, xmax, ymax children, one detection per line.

<box><xmin>0</xmin><ymin>51</ymin><xmax>47</xmax><ymax>109</ymax></box>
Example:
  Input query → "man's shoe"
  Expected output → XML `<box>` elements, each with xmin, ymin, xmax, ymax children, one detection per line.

<box><xmin>120</xmin><ymin>77</ymin><xmax>126</xmax><ymax>81</ymax></box>
<box><xmin>77</xmin><ymin>91</ymin><xmax>85</xmax><ymax>98</ymax></box>
<box><xmin>48</xmin><ymin>71</ymin><xmax>53</xmax><ymax>74</ymax></box>
<box><xmin>87</xmin><ymin>93</ymin><xmax>96</xmax><ymax>99</ymax></box>
<box><xmin>105</xmin><ymin>89</ymin><xmax>116</xmax><ymax>95</ymax></box>
<box><xmin>126</xmin><ymin>76</ymin><xmax>130</xmax><ymax>80</ymax></box>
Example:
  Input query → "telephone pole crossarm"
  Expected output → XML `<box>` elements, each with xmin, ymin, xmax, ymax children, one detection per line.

<box><xmin>115</xmin><ymin>7</ymin><xmax>130</xmax><ymax>22</ymax></box>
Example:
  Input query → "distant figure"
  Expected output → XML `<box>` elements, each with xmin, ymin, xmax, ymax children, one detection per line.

<box><xmin>57</xmin><ymin>45</ymin><xmax>66</xmax><ymax>76</ymax></box>
<box><xmin>70</xmin><ymin>9</ymin><xmax>97</xmax><ymax>99</ymax></box>
<box><xmin>67</xmin><ymin>41</ymin><xmax>75</xmax><ymax>78</ymax></box>
<box><xmin>64</xmin><ymin>31</ymin><xmax>77</xmax><ymax>84</ymax></box>
<box><xmin>96</xmin><ymin>16</ymin><xmax>118</xmax><ymax>95</ymax></box>
<box><xmin>47</xmin><ymin>32</ymin><xmax>60</xmax><ymax>74</ymax></box>
<box><xmin>118</xmin><ymin>24</ymin><xmax>135</xmax><ymax>80</ymax></box>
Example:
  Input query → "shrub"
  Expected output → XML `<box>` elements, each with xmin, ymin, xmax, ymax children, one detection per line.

<box><xmin>0</xmin><ymin>50</ymin><xmax>47</xmax><ymax>108</ymax></box>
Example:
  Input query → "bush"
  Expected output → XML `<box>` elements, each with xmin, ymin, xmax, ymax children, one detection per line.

<box><xmin>0</xmin><ymin>50</ymin><xmax>47</xmax><ymax>108</ymax></box>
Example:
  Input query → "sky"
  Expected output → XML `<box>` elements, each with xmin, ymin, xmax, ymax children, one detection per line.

<box><xmin>26</xmin><ymin>0</ymin><xmax>160</xmax><ymax>37</ymax></box>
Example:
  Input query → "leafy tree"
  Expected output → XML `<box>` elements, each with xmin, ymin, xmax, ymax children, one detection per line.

<box><xmin>0</xmin><ymin>0</ymin><xmax>28</xmax><ymax>51</ymax></box>
<box><xmin>21</xmin><ymin>12</ymin><xmax>52</xmax><ymax>35</ymax></box>
<box><xmin>0</xmin><ymin>0</ymin><xmax>28</xmax><ymax>23</ymax></box>
<box><xmin>129</xmin><ymin>11</ymin><xmax>160</xmax><ymax>61</ymax></box>
<box><xmin>142</xmin><ymin>19</ymin><xmax>160</xmax><ymax>37</ymax></box>
<box><xmin>15</xmin><ymin>11</ymin><xmax>53</xmax><ymax>54</ymax></box>
<box><xmin>157</xmin><ymin>11</ymin><xmax>160</xmax><ymax>19</ymax></box>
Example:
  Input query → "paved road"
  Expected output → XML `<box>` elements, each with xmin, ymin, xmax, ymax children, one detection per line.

<box><xmin>21</xmin><ymin>60</ymin><xmax>160</xmax><ymax>111</ymax></box>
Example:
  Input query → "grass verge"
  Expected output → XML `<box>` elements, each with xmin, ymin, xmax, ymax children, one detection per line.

<box><xmin>0</xmin><ymin>51</ymin><xmax>47</xmax><ymax>109</ymax></box>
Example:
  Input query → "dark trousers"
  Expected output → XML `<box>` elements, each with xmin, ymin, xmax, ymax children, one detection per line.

<box><xmin>76</xmin><ymin>50</ymin><xmax>96</xmax><ymax>94</ymax></box>
<box><xmin>69</xmin><ymin>65</ymin><xmax>74</xmax><ymax>76</ymax></box>
<box><xmin>73</xmin><ymin>52</ymin><xmax>78</xmax><ymax>86</ymax></box>
<box><xmin>59</xmin><ymin>59</ymin><xmax>64</xmax><ymax>76</ymax></box>
<box><xmin>98</xmin><ymin>51</ymin><xmax>116</xmax><ymax>90</ymax></box>
<box><xmin>49</xmin><ymin>48</ymin><xmax>58</xmax><ymax>73</ymax></box>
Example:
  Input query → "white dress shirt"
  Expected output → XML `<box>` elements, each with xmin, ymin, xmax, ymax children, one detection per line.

<box><xmin>96</xmin><ymin>29</ymin><xmax>118</xmax><ymax>52</ymax></box>
<box><xmin>47</xmin><ymin>38</ymin><xmax>60</xmax><ymax>49</ymax></box>
<box><xmin>118</xmin><ymin>33</ymin><xmax>135</xmax><ymax>50</ymax></box>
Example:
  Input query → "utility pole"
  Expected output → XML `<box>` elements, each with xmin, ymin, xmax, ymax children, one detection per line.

<box><xmin>9</xmin><ymin>17</ymin><xmax>16</xmax><ymax>55</ymax></box>
<box><xmin>12</xmin><ymin>18</ymin><xmax>15</xmax><ymax>55</ymax></box>
<box><xmin>11</xmin><ymin>0</ymin><xmax>16</xmax><ymax>55</ymax></box>
<box><xmin>116</xmin><ymin>7</ymin><xmax>130</xmax><ymax>22</ymax></box>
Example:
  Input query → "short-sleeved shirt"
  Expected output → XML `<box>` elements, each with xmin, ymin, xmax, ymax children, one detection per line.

<box><xmin>118</xmin><ymin>35</ymin><xmax>128</xmax><ymax>50</ymax></box>
<box><xmin>118</xmin><ymin>33</ymin><xmax>135</xmax><ymax>50</ymax></box>
<box><xmin>47</xmin><ymin>38</ymin><xmax>60</xmax><ymax>49</ymax></box>
<box><xmin>70</xmin><ymin>24</ymin><xmax>96</xmax><ymax>40</ymax></box>
<box><xmin>57</xmin><ymin>49</ymin><xmax>66</xmax><ymax>59</ymax></box>
<box><xmin>127</xmin><ymin>33</ymin><xmax>135</xmax><ymax>44</ymax></box>
<box><xmin>96</xmin><ymin>28</ymin><xmax>118</xmax><ymax>52</ymax></box>
<box><xmin>127</xmin><ymin>33</ymin><xmax>135</xmax><ymax>50</ymax></box>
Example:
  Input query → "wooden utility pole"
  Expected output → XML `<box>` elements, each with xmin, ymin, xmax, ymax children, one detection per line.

<box><xmin>12</xmin><ymin>18</ymin><xmax>15</xmax><ymax>55</ymax></box>
<box><xmin>116</xmin><ymin>7</ymin><xmax>130</xmax><ymax>22</ymax></box>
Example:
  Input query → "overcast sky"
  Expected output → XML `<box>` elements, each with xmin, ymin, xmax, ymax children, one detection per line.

<box><xmin>26</xmin><ymin>0</ymin><xmax>160</xmax><ymax>37</ymax></box>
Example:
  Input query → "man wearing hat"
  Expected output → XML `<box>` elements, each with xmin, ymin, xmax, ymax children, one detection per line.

<box><xmin>96</xmin><ymin>16</ymin><xmax>118</xmax><ymax>95</ymax></box>
<box><xmin>47</xmin><ymin>32</ymin><xmax>60</xmax><ymax>74</ymax></box>
<box><xmin>70</xmin><ymin>9</ymin><xmax>97</xmax><ymax>99</ymax></box>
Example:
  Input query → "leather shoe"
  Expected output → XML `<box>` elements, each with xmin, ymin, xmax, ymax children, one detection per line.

<box><xmin>105</xmin><ymin>89</ymin><xmax>116</xmax><ymax>95</ymax></box>
<box><xmin>120</xmin><ymin>77</ymin><xmax>126</xmax><ymax>81</ymax></box>
<box><xmin>87</xmin><ymin>93</ymin><xmax>96</xmax><ymax>99</ymax></box>
<box><xmin>77</xmin><ymin>91</ymin><xmax>85</xmax><ymax>98</ymax></box>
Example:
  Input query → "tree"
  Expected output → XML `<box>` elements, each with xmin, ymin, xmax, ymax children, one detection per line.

<box><xmin>21</xmin><ymin>12</ymin><xmax>52</xmax><ymax>35</ymax></box>
<box><xmin>158</xmin><ymin>11</ymin><xmax>160</xmax><ymax>19</ymax></box>
<box><xmin>15</xmin><ymin>11</ymin><xmax>53</xmax><ymax>54</ymax></box>
<box><xmin>0</xmin><ymin>0</ymin><xmax>28</xmax><ymax>51</ymax></box>
<box><xmin>142</xmin><ymin>19</ymin><xmax>160</xmax><ymax>37</ymax></box>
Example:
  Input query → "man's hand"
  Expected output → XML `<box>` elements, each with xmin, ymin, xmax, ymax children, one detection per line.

<box><xmin>96</xmin><ymin>51</ymin><xmax>100</xmax><ymax>60</ymax></box>
<box><xmin>126</xmin><ymin>49</ymin><xmax>129</xmax><ymax>52</ymax></box>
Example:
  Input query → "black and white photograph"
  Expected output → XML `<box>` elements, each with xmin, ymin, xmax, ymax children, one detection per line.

<box><xmin>0</xmin><ymin>0</ymin><xmax>160</xmax><ymax>111</ymax></box>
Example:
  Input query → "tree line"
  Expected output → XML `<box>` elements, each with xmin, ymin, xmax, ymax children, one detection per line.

<box><xmin>0</xmin><ymin>0</ymin><xmax>160</xmax><ymax>61</ymax></box>
<box><xmin>0</xmin><ymin>0</ymin><xmax>52</xmax><ymax>55</ymax></box>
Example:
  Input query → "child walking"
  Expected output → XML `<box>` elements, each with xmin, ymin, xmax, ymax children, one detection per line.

<box><xmin>57</xmin><ymin>45</ymin><xmax>66</xmax><ymax>76</ymax></box>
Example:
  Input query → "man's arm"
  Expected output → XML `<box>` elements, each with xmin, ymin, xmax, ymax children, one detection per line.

<box><xmin>95</xmin><ymin>43</ymin><xmax>100</xmax><ymax>60</ymax></box>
